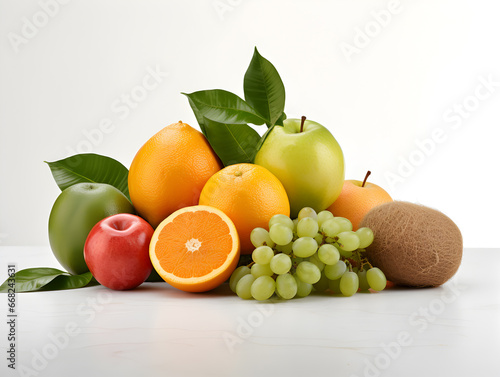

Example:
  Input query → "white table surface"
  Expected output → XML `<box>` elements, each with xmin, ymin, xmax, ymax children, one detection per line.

<box><xmin>1</xmin><ymin>246</ymin><xmax>499</xmax><ymax>377</ymax></box>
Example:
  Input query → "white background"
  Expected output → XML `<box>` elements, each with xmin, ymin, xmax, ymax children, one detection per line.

<box><xmin>1</xmin><ymin>0</ymin><xmax>499</xmax><ymax>248</ymax></box>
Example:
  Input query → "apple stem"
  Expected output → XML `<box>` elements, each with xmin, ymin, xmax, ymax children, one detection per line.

<box><xmin>300</xmin><ymin>116</ymin><xmax>306</xmax><ymax>133</ymax></box>
<box><xmin>361</xmin><ymin>171</ymin><xmax>371</xmax><ymax>187</ymax></box>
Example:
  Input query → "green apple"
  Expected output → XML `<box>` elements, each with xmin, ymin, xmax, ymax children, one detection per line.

<box><xmin>48</xmin><ymin>183</ymin><xmax>135</xmax><ymax>275</ymax></box>
<box><xmin>254</xmin><ymin>117</ymin><xmax>344</xmax><ymax>218</ymax></box>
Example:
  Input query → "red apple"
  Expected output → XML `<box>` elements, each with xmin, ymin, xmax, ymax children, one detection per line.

<box><xmin>84</xmin><ymin>213</ymin><xmax>154</xmax><ymax>290</ymax></box>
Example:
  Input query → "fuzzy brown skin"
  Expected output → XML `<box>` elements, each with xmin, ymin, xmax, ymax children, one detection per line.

<box><xmin>359</xmin><ymin>201</ymin><xmax>463</xmax><ymax>287</ymax></box>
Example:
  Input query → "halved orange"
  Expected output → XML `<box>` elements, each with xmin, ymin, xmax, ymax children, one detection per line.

<box><xmin>149</xmin><ymin>205</ymin><xmax>240</xmax><ymax>292</ymax></box>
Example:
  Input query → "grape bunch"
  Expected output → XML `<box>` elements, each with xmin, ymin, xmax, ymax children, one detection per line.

<box><xmin>229</xmin><ymin>207</ymin><xmax>387</xmax><ymax>300</ymax></box>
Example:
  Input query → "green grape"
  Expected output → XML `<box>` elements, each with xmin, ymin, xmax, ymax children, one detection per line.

<box><xmin>269</xmin><ymin>223</ymin><xmax>294</xmax><ymax>245</ymax></box>
<box><xmin>317</xmin><ymin>210</ymin><xmax>334</xmax><ymax>227</ymax></box>
<box><xmin>236</xmin><ymin>274</ymin><xmax>255</xmax><ymax>299</ymax></box>
<box><xmin>324</xmin><ymin>260</ymin><xmax>347</xmax><ymax>280</ymax></box>
<box><xmin>296</xmin><ymin>261</ymin><xmax>321</xmax><ymax>284</ymax></box>
<box><xmin>317</xmin><ymin>244</ymin><xmax>340</xmax><ymax>265</ymax></box>
<box><xmin>298</xmin><ymin>207</ymin><xmax>318</xmax><ymax>221</ymax></box>
<box><xmin>336</xmin><ymin>231</ymin><xmax>360</xmax><ymax>252</ymax></box>
<box><xmin>321</xmin><ymin>219</ymin><xmax>341</xmax><ymax>238</ymax></box>
<box><xmin>292</xmin><ymin>218</ymin><xmax>299</xmax><ymax>233</ymax></box>
<box><xmin>328</xmin><ymin>277</ymin><xmax>341</xmax><ymax>293</ymax></box>
<box><xmin>293</xmin><ymin>273</ymin><xmax>313</xmax><ymax>297</ymax></box>
<box><xmin>308</xmin><ymin>252</ymin><xmax>325</xmax><ymax>271</ymax></box>
<box><xmin>366</xmin><ymin>267</ymin><xmax>387</xmax><ymax>291</ymax></box>
<box><xmin>251</xmin><ymin>276</ymin><xmax>276</xmax><ymax>300</ymax></box>
<box><xmin>339</xmin><ymin>271</ymin><xmax>359</xmax><ymax>297</ymax></box>
<box><xmin>269</xmin><ymin>214</ymin><xmax>294</xmax><ymax>230</ymax></box>
<box><xmin>251</xmin><ymin>263</ymin><xmax>273</xmax><ymax>278</ymax></box>
<box><xmin>276</xmin><ymin>242</ymin><xmax>293</xmax><ymax>255</ymax></box>
<box><xmin>252</xmin><ymin>246</ymin><xmax>274</xmax><ymax>265</ymax></box>
<box><xmin>297</xmin><ymin>217</ymin><xmax>319</xmax><ymax>238</ymax></box>
<box><xmin>313</xmin><ymin>272</ymin><xmax>329</xmax><ymax>292</ymax></box>
<box><xmin>357</xmin><ymin>269</ymin><xmax>370</xmax><ymax>291</ymax></box>
<box><xmin>276</xmin><ymin>273</ymin><xmax>297</xmax><ymax>299</ymax></box>
<box><xmin>356</xmin><ymin>227</ymin><xmax>374</xmax><ymax>249</ymax></box>
<box><xmin>250</xmin><ymin>227</ymin><xmax>275</xmax><ymax>248</ymax></box>
<box><xmin>292</xmin><ymin>237</ymin><xmax>318</xmax><ymax>258</ymax></box>
<box><xmin>333</xmin><ymin>217</ymin><xmax>353</xmax><ymax>233</ymax></box>
<box><xmin>314</xmin><ymin>232</ymin><xmax>324</xmax><ymax>245</ymax></box>
<box><xmin>270</xmin><ymin>253</ymin><xmax>292</xmax><ymax>275</ymax></box>
<box><xmin>229</xmin><ymin>266</ymin><xmax>251</xmax><ymax>292</ymax></box>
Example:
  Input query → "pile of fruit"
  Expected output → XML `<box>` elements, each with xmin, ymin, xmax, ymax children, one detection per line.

<box><xmin>0</xmin><ymin>48</ymin><xmax>463</xmax><ymax>298</ymax></box>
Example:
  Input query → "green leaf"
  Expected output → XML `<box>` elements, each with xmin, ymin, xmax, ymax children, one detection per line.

<box><xmin>186</xmin><ymin>96</ymin><xmax>207</xmax><ymax>136</ymax></box>
<box><xmin>244</xmin><ymin>47</ymin><xmax>286</xmax><ymax>127</ymax></box>
<box><xmin>45</xmin><ymin>154</ymin><xmax>130</xmax><ymax>200</ymax></box>
<box><xmin>275</xmin><ymin>111</ymin><xmax>287</xmax><ymax>126</ymax></box>
<box><xmin>40</xmin><ymin>272</ymin><xmax>98</xmax><ymax>291</ymax></box>
<box><xmin>0</xmin><ymin>268</ymin><xmax>97</xmax><ymax>293</ymax></box>
<box><xmin>182</xmin><ymin>90</ymin><xmax>266</xmax><ymax>126</ymax></box>
<box><xmin>203</xmin><ymin>118</ymin><xmax>261</xmax><ymax>166</ymax></box>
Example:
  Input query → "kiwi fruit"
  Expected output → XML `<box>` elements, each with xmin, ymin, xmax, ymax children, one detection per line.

<box><xmin>359</xmin><ymin>201</ymin><xmax>462</xmax><ymax>287</ymax></box>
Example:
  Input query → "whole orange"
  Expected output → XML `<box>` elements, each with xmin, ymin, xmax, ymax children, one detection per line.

<box><xmin>199</xmin><ymin>163</ymin><xmax>290</xmax><ymax>254</ymax></box>
<box><xmin>327</xmin><ymin>171</ymin><xmax>392</xmax><ymax>231</ymax></box>
<box><xmin>128</xmin><ymin>122</ymin><xmax>222</xmax><ymax>228</ymax></box>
